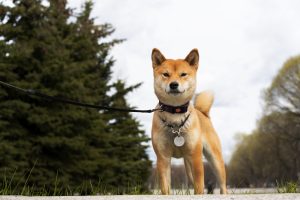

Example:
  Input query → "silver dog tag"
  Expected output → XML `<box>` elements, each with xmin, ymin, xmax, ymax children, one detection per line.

<box><xmin>174</xmin><ymin>135</ymin><xmax>185</xmax><ymax>147</ymax></box>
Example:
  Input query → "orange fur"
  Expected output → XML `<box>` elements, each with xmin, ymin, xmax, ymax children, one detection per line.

<box><xmin>151</xmin><ymin>48</ymin><xmax>227</xmax><ymax>195</ymax></box>
<box><xmin>194</xmin><ymin>91</ymin><xmax>214</xmax><ymax>117</ymax></box>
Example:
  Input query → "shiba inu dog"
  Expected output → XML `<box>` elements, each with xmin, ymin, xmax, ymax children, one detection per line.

<box><xmin>151</xmin><ymin>48</ymin><xmax>227</xmax><ymax>194</ymax></box>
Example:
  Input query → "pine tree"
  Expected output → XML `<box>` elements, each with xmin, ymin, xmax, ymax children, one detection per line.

<box><xmin>0</xmin><ymin>0</ymin><xmax>151</xmax><ymax>193</ymax></box>
<box><xmin>103</xmin><ymin>80</ymin><xmax>151</xmax><ymax>192</ymax></box>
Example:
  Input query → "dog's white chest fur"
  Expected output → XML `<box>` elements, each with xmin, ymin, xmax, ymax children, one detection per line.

<box><xmin>155</xmin><ymin>110</ymin><xmax>200</xmax><ymax>158</ymax></box>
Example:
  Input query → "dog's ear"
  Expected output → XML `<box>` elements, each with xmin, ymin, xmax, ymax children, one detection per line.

<box><xmin>152</xmin><ymin>48</ymin><xmax>166</xmax><ymax>68</ymax></box>
<box><xmin>185</xmin><ymin>49</ymin><xmax>199</xmax><ymax>69</ymax></box>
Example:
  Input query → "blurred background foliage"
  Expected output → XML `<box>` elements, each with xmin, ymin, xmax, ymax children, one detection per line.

<box><xmin>228</xmin><ymin>55</ymin><xmax>300</xmax><ymax>187</ymax></box>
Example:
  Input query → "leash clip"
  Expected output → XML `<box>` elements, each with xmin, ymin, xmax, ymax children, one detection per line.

<box><xmin>171</xmin><ymin>127</ymin><xmax>182</xmax><ymax>137</ymax></box>
<box><xmin>159</xmin><ymin>104</ymin><xmax>164</xmax><ymax>112</ymax></box>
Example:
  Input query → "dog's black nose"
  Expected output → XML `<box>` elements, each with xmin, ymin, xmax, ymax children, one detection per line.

<box><xmin>170</xmin><ymin>82</ymin><xmax>179</xmax><ymax>90</ymax></box>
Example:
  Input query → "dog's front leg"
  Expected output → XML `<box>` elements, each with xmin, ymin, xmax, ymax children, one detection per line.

<box><xmin>157</xmin><ymin>156</ymin><xmax>171</xmax><ymax>195</ymax></box>
<box><xmin>191</xmin><ymin>147</ymin><xmax>204</xmax><ymax>194</ymax></box>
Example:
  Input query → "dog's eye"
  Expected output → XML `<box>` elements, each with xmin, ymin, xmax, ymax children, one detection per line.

<box><xmin>180</xmin><ymin>73</ymin><xmax>187</xmax><ymax>77</ymax></box>
<box><xmin>162</xmin><ymin>73</ymin><xmax>170</xmax><ymax>77</ymax></box>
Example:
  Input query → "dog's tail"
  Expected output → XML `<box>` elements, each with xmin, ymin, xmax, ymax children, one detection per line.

<box><xmin>194</xmin><ymin>90</ymin><xmax>214</xmax><ymax>117</ymax></box>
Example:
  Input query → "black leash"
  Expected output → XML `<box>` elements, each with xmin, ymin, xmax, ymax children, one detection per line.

<box><xmin>0</xmin><ymin>80</ymin><xmax>162</xmax><ymax>113</ymax></box>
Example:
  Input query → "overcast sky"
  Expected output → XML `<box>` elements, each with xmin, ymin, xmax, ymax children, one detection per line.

<box><xmin>67</xmin><ymin>0</ymin><xmax>300</xmax><ymax>163</ymax></box>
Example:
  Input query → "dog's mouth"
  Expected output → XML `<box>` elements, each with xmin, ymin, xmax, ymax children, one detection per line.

<box><xmin>167</xmin><ymin>89</ymin><xmax>185</xmax><ymax>95</ymax></box>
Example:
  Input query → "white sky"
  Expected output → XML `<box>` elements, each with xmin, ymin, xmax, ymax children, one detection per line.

<box><xmin>66</xmin><ymin>0</ymin><xmax>300</xmax><ymax>163</ymax></box>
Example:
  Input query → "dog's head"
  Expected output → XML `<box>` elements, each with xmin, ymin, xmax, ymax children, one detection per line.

<box><xmin>152</xmin><ymin>48</ymin><xmax>199</xmax><ymax>106</ymax></box>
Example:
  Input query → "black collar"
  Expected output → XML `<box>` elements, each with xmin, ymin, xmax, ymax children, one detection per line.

<box><xmin>159</xmin><ymin>101</ymin><xmax>189</xmax><ymax>114</ymax></box>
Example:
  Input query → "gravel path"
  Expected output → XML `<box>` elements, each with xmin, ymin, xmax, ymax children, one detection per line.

<box><xmin>1</xmin><ymin>194</ymin><xmax>300</xmax><ymax>200</ymax></box>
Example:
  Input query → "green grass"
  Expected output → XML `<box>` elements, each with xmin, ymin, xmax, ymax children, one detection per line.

<box><xmin>0</xmin><ymin>179</ymin><xmax>149</xmax><ymax>196</ymax></box>
<box><xmin>276</xmin><ymin>181</ymin><xmax>299</xmax><ymax>193</ymax></box>
<box><xmin>1</xmin><ymin>168</ymin><xmax>299</xmax><ymax>196</ymax></box>
<box><xmin>0</xmin><ymin>167</ymin><xmax>149</xmax><ymax>196</ymax></box>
